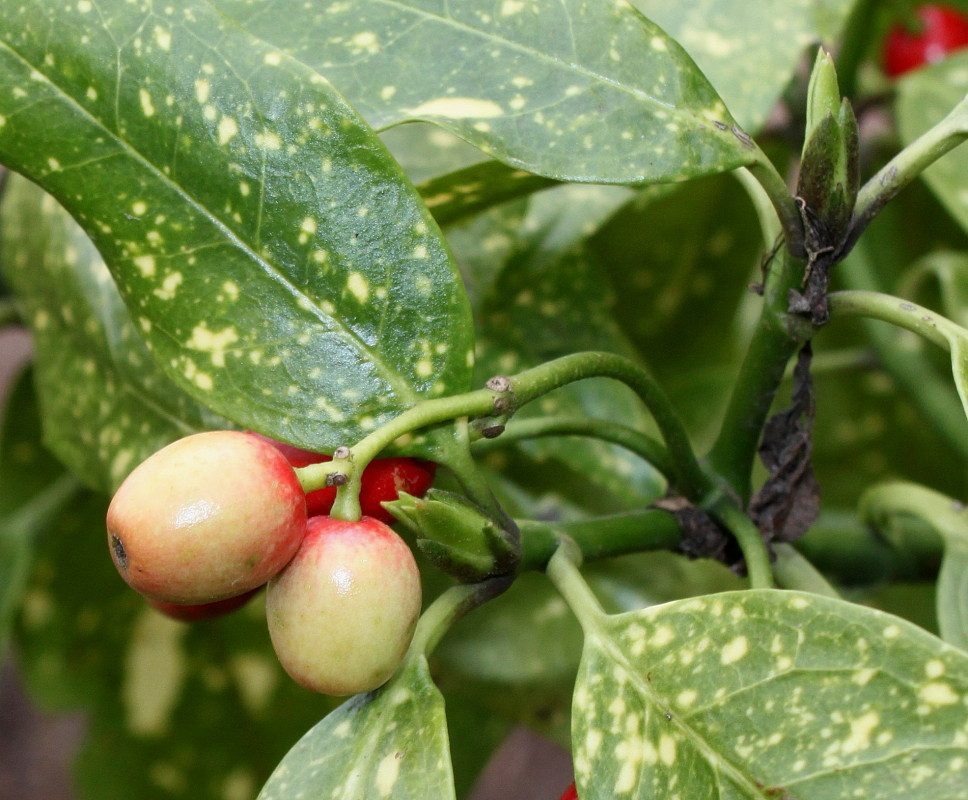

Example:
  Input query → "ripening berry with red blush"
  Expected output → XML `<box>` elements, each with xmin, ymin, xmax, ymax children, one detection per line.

<box><xmin>266</xmin><ymin>515</ymin><xmax>421</xmax><ymax>695</ymax></box>
<box><xmin>106</xmin><ymin>431</ymin><xmax>307</xmax><ymax>605</ymax></box>
<box><xmin>883</xmin><ymin>4</ymin><xmax>968</xmax><ymax>77</ymax></box>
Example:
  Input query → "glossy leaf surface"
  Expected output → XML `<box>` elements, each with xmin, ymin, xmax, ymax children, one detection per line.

<box><xmin>258</xmin><ymin>655</ymin><xmax>454</xmax><ymax>800</ymax></box>
<box><xmin>0</xmin><ymin>176</ymin><xmax>228</xmax><ymax>491</ymax></box>
<box><xmin>214</xmin><ymin>0</ymin><xmax>759</xmax><ymax>184</ymax></box>
<box><xmin>634</xmin><ymin>0</ymin><xmax>855</xmax><ymax>130</ymax></box>
<box><xmin>572</xmin><ymin>590</ymin><xmax>968</xmax><ymax>799</ymax></box>
<box><xmin>0</xmin><ymin>0</ymin><xmax>473</xmax><ymax>453</ymax></box>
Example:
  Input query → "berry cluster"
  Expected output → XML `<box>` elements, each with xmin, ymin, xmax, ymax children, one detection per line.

<box><xmin>106</xmin><ymin>430</ymin><xmax>429</xmax><ymax>695</ymax></box>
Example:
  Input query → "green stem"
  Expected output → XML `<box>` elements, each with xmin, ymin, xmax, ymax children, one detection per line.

<box><xmin>438</xmin><ymin>420</ymin><xmax>520</xmax><ymax>566</ymax></box>
<box><xmin>316</xmin><ymin>352</ymin><xmax>705</xmax><ymax>505</ymax></box>
<box><xmin>771</xmin><ymin>543</ymin><xmax>840</xmax><ymax>598</ymax></box>
<box><xmin>746</xmin><ymin>152</ymin><xmax>805</xmax><ymax>259</ymax></box>
<box><xmin>839</xmin><ymin>247</ymin><xmax>968</xmax><ymax>460</ymax></box>
<box><xmin>860</xmin><ymin>480</ymin><xmax>966</xmax><ymax>538</ymax></box>
<box><xmin>707</xmin><ymin>248</ymin><xmax>812</xmax><ymax>501</ymax></box>
<box><xmin>842</xmin><ymin>94</ymin><xmax>968</xmax><ymax>255</ymax></box>
<box><xmin>408</xmin><ymin>576</ymin><xmax>514</xmax><ymax>657</ymax></box>
<box><xmin>518</xmin><ymin>509</ymin><xmax>682</xmax><ymax>572</ymax></box>
<box><xmin>827</xmin><ymin>290</ymin><xmax>955</xmax><ymax>351</ymax></box>
<box><xmin>711</xmin><ymin>501</ymin><xmax>774</xmax><ymax>589</ymax></box>
<box><xmin>734</xmin><ymin>167</ymin><xmax>782</xmax><ymax>248</ymax></box>
<box><xmin>545</xmin><ymin>538</ymin><xmax>606</xmax><ymax>632</ymax></box>
<box><xmin>472</xmin><ymin>415</ymin><xmax>674</xmax><ymax>482</ymax></box>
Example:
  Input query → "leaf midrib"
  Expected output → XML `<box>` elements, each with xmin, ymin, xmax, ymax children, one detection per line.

<box><xmin>0</xmin><ymin>30</ymin><xmax>419</xmax><ymax>407</ymax></box>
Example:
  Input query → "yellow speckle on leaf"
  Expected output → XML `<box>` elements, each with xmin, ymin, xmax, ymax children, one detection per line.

<box><xmin>347</xmin><ymin>272</ymin><xmax>369</xmax><ymax>303</ymax></box>
<box><xmin>140</xmin><ymin>88</ymin><xmax>156</xmax><ymax>117</ymax></box>
<box><xmin>134</xmin><ymin>255</ymin><xmax>156</xmax><ymax>277</ymax></box>
<box><xmin>721</xmin><ymin>635</ymin><xmax>749</xmax><ymax>665</ymax></box>
<box><xmin>919</xmin><ymin>681</ymin><xmax>959</xmax><ymax>707</ymax></box>
<box><xmin>218</xmin><ymin>117</ymin><xmax>239</xmax><ymax>145</ymax></box>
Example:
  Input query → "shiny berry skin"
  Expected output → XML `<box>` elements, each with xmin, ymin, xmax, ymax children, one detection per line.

<box><xmin>266</xmin><ymin>515</ymin><xmax>421</xmax><ymax>695</ymax></box>
<box><xmin>147</xmin><ymin>587</ymin><xmax>261</xmax><ymax>622</ymax></box>
<box><xmin>107</xmin><ymin>431</ymin><xmax>307</xmax><ymax>605</ymax></box>
<box><xmin>358</xmin><ymin>457</ymin><xmax>437</xmax><ymax>523</ymax></box>
<box><xmin>250</xmin><ymin>434</ymin><xmax>436</xmax><ymax>521</ymax></box>
<box><xmin>559</xmin><ymin>783</ymin><xmax>578</xmax><ymax>800</ymax></box>
<box><xmin>883</xmin><ymin>4</ymin><xmax>968</xmax><ymax>77</ymax></box>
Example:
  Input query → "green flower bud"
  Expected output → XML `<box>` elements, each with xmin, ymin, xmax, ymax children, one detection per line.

<box><xmin>384</xmin><ymin>489</ymin><xmax>516</xmax><ymax>582</ymax></box>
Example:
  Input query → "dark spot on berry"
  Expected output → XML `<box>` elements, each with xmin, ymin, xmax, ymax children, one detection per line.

<box><xmin>111</xmin><ymin>534</ymin><xmax>128</xmax><ymax>569</ymax></box>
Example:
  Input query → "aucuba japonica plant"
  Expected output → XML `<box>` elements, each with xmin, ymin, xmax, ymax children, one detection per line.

<box><xmin>2</xmin><ymin>1</ymin><xmax>968</xmax><ymax>799</ymax></box>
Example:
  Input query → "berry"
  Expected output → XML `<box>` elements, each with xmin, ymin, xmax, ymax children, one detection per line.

<box><xmin>266</xmin><ymin>515</ymin><xmax>421</xmax><ymax>695</ymax></box>
<box><xmin>559</xmin><ymin>783</ymin><xmax>578</xmax><ymax>800</ymax></box>
<box><xmin>107</xmin><ymin>431</ymin><xmax>307</xmax><ymax>605</ymax></box>
<box><xmin>250</xmin><ymin>433</ymin><xmax>436</xmax><ymax>521</ymax></box>
<box><xmin>883</xmin><ymin>4</ymin><xmax>968</xmax><ymax>77</ymax></box>
<box><xmin>359</xmin><ymin>457</ymin><xmax>437</xmax><ymax>523</ymax></box>
<box><xmin>147</xmin><ymin>587</ymin><xmax>261</xmax><ymax>622</ymax></box>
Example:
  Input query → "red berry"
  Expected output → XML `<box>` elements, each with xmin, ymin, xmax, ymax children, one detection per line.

<box><xmin>107</xmin><ymin>431</ymin><xmax>307</xmax><ymax>605</ymax></box>
<box><xmin>147</xmin><ymin>587</ymin><xmax>261</xmax><ymax>622</ymax></box>
<box><xmin>359</xmin><ymin>457</ymin><xmax>437</xmax><ymax>523</ymax></box>
<box><xmin>251</xmin><ymin>434</ymin><xmax>436</xmax><ymax>521</ymax></box>
<box><xmin>883</xmin><ymin>4</ymin><xmax>968</xmax><ymax>77</ymax></box>
<box><xmin>559</xmin><ymin>782</ymin><xmax>578</xmax><ymax>800</ymax></box>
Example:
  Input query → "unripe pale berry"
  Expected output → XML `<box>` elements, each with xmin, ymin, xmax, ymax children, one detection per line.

<box><xmin>266</xmin><ymin>515</ymin><xmax>421</xmax><ymax>695</ymax></box>
<box><xmin>106</xmin><ymin>431</ymin><xmax>307</xmax><ymax>604</ymax></box>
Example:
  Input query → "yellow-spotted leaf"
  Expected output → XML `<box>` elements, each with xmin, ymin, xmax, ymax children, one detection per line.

<box><xmin>572</xmin><ymin>590</ymin><xmax>968</xmax><ymax>800</ymax></box>
<box><xmin>0</xmin><ymin>0</ymin><xmax>473</xmax><ymax>453</ymax></box>
<box><xmin>213</xmin><ymin>0</ymin><xmax>760</xmax><ymax>185</ymax></box>
<box><xmin>0</xmin><ymin>176</ymin><xmax>230</xmax><ymax>491</ymax></box>
<box><xmin>634</xmin><ymin>0</ymin><xmax>855</xmax><ymax>131</ymax></box>
<box><xmin>258</xmin><ymin>656</ymin><xmax>454</xmax><ymax>800</ymax></box>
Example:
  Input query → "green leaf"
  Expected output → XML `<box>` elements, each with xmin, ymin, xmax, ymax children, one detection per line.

<box><xmin>258</xmin><ymin>655</ymin><xmax>454</xmax><ymax>800</ymax></box>
<box><xmin>418</xmin><ymin>161</ymin><xmax>558</xmax><ymax>228</ymax></box>
<box><xmin>0</xmin><ymin>367</ymin><xmax>79</xmax><ymax>657</ymax></box>
<box><xmin>0</xmin><ymin>0</ymin><xmax>473</xmax><ymax>453</ymax></box>
<box><xmin>0</xmin><ymin>175</ymin><xmax>230</xmax><ymax>491</ymax></box>
<box><xmin>590</xmin><ymin>173</ymin><xmax>762</xmax><ymax>398</ymax></box>
<box><xmin>571</xmin><ymin>590</ymin><xmax>968</xmax><ymax>799</ymax></box>
<box><xmin>897</xmin><ymin>50</ymin><xmax>968</xmax><ymax>236</ymax></box>
<box><xmin>213</xmin><ymin>0</ymin><xmax>760</xmax><ymax>184</ymax></box>
<box><xmin>633</xmin><ymin>0</ymin><xmax>856</xmax><ymax>131</ymax></box>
